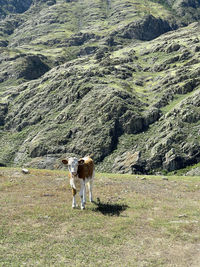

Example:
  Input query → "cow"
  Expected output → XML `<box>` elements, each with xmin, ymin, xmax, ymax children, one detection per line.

<box><xmin>62</xmin><ymin>156</ymin><xmax>95</xmax><ymax>210</ymax></box>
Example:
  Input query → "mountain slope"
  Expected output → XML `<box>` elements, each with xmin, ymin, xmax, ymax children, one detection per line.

<box><xmin>0</xmin><ymin>0</ymin><xmax>200</xmax><ymax>174</ymax></box>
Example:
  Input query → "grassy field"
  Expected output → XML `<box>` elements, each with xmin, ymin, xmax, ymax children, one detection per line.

<box><xmin>0</xmin><ymin>168</ymin><xmax>200</xmax><ymax>266</ymax></box>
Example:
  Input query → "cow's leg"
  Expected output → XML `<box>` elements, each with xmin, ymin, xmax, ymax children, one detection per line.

<box><xmin>88</xmin><ymin>179</ymin><xmax>93</xmax><ymax>202</ymax></box>
<box><xmin>80</xmin><ymin>180</ymin><xmax>85</xmax><ymax>210</ymax></box>
<box><xmin>83</xmin><ymin>184</ymin><xmax>86</xmax><ymax>204</ymax></box>
<box><xmin>72</xmin><ymin>188</ymin><xmax>77</xmax><ymax>209</ymax></box>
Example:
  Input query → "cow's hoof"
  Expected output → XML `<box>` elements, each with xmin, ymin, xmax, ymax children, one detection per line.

<box><xmin>81</xmin><ymin>205</ymin><xmax>85</xmax><ymax>210</ymax></box>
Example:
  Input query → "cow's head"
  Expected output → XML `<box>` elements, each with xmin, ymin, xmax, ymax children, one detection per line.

<box><xmin>62</xmin><ymin>157</ymin><xmax>84</xmax><ymax>177</ymax></box>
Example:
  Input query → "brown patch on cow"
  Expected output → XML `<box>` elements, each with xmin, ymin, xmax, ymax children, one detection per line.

<box><xmin>78</xmin><ymin>159</ymin><xmax>84</xmax><ymax>165</ymax></box>
<box><xmin>62</xmin><ymin>159</ymin><xmax>68</xmax><ymax>165</ymax></box>
<box><xmin>78</xmin><ymin>157</ymin><xmax>94</xmax><ymax>179</ymax></box>
<box><xmin>72</xmin><ymin>188</ymin><xmax>76</xmax><ymax>196</ymax></box>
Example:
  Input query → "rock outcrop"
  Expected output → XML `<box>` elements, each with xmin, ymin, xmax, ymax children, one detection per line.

<box><xmin>117</xmin><ymin>15</ymin><xmax>174</xmax><ymax>41</ymax></box>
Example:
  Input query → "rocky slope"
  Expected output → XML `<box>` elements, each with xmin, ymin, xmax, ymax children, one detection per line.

<box><xmin>0</xmin><ymin>0</ymin><xmax>200</xmax><ymax>174</ymax></box>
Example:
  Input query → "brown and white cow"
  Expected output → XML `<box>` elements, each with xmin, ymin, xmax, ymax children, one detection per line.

<box><xmin>62</xmin><ymin>156</ymin><xmax>95</xmax><ymax>209</ymax></box>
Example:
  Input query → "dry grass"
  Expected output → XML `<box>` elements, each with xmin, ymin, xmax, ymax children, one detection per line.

<box><xmin>0</xmin><ymin>168</ymin><xmax>200</xmax><ymax>266</ymax></box>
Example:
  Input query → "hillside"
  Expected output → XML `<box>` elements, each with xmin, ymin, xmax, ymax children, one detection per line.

<box><xmin>0</xmin><ymin>168</ymin><xmax>200</xmax><ymax>266</ymax></box>
<box><xmin>0</xmin><ymin>0</ymin><xmax>200</xmax><ymax>174</ymax></box>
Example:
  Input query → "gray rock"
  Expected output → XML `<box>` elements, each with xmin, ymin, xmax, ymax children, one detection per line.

<box><xmin>118</xmin><ymin>15</ymin><xmax>173</xmax><ymax>41</ymax></box>
<box><xmin>113</xmin><ymin>151</ymin><xmax>143</xmax><ymax>174</ymax></box>
<box><xmin>166</xmin><ymin>43</ymin><xmax>181</xmax><ymax>53</ymax></box>
<box><xmin>162</xmin><ymin>177</ymin><xmax>169</xmax><ymax>181</ymax></box>
<box><xmin>22</xmin><ymin>168</ymin><xmax>29</xmax><ymax>174</ymax></box>
<box><xmin>186</xmin><ymin>167</ymin><xmax>200</xmax><ymax>176</ymax></box>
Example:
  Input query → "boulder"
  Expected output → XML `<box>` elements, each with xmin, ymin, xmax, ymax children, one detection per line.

<box><xmin>113</xmin><ymin>151</ymin><xmax>144</xmax><ymax>174</ymax></box>
<box><xmin>22</xmin><ymin>168</ymin><xmax>29</xmax><ymax>174</ymax></box>
<box><xmin>163</xmin><ymin>149</ymin><xmax>184</xmax><ymax>171</ymax></box>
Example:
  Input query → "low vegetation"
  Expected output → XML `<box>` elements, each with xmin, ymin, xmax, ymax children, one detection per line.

<box><xmin>0</xmin><ymin>168</ymin><xmax>200</xmax><ymax>266</ymax></box>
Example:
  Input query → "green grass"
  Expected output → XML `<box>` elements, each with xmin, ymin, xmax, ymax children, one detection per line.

<box><xmin>161</xmin><ymin>93</ymin><xmax>193</xmax><ymax>114</ymax></box>
<box><xmin>0</xmin><ymin>168</ymin><xmax>200</xmax><ymax>266</ymax></box>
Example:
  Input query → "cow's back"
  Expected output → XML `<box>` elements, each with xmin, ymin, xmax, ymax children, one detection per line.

<box><xmin>78</xmin><ymin>157</ymin><xmax>94</xmax><ymax>179</ymax></box>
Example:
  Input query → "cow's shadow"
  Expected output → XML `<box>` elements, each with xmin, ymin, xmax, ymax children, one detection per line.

<box><xmin>92</xmin><ymin>200</ymin><xmax>129</xmax><ymax>216</ymax></box>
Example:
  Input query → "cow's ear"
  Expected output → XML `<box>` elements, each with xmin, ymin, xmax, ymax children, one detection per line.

<box><xmin>62</xmin><ymin>159</ymin><xmax>68</xmax><ymax>165</ymax></box>
<box><xmin>78</xmin><ymin>159</ymin><xmax>84</xmax><ymax>165</ymax></box>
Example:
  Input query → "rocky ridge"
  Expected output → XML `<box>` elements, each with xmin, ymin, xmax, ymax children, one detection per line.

<box><xmin>0</xmin><ymin>0</ymin><xmax>200</xmax><ymax>174</ymax></box>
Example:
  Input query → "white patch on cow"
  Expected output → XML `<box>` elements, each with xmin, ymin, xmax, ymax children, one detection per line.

<box><xmin>72</xmin><ymin>195</ymin><xmax>76</xmax><ymax>209</ymax></box>
<box><xmin>80</xmin><ymin>179</ymin><xmax>85</xmax><ymax>210</ymax></box>
<box><xmin>87</xmin><ymin>177</ymin><xmax>94</xmax><ymax>202</ymax></box>
<box><xmin>70</xmin><ymin>177</ymin><xmax>75</xmax><ymax>188</ymax></box>
<box><xmin>68</xmin><ymin>157</ymin><xmax>79</xmax><ymax>176</ymax></box>
<box><xmin>84</xmin><ymin>169</ymin><xmax>95</xmax><ymax>203</ymax></box>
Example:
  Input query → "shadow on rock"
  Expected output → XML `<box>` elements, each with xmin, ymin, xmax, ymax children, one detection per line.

<box><xmin>92</xmin><ymin>200</ymin><xmax>129</xmax><ymax>216</ymax></box>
